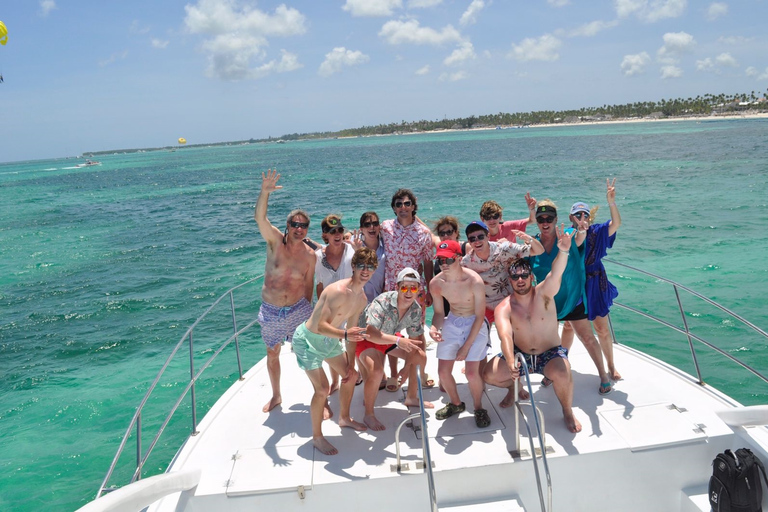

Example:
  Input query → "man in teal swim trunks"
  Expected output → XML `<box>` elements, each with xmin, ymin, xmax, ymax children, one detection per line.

<box><xmin>292</xmin><ymin>247</ymin><xmax>377</xmax><ymax>455</ymax></box>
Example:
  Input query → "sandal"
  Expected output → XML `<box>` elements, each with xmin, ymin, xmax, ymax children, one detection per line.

<box><xmin>541</xmin><ymin>377</ymin><xmax>553</xmax><ymax>388</ymax></box>
<box><xmin>421</xmin><ymin>373</ymin><xmax>435</xmax><ymax>389</ymax></box>
<box><xmin>599</xmin><ymin>380</ymin><xmax>613</xmax><ymax>395</ymax></box>
<box><xmin>435</xmin><ymin>402</ymin><xmax>465</xmax><ymax>420</ymax></box>
<box><xmin>474</xmin><ymin>408</ymin><xmax>491</xmax><ymax>428</ymax></box>
<box><xmin>385</xmin><ymin>377</ymin><xmax>400</xmax><ymax>392</ymax></box>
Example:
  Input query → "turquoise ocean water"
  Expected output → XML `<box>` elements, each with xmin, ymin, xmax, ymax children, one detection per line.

<box><xmin>1</xmin><ymin>120</ymin><xmax>767</xmax><ymax>510</ymax></box>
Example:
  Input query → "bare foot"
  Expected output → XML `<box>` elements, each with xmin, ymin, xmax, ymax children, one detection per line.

<box><xmin>499</xmin><ymin>389</ymin><xmax>517</xmax><ymax>408</ymax></box>
<box><xmin>364</xmin><ymin>414</ymin><xmax>386</xmax><ymax>431</ymax></box>
<box><xmin>564</xmin><ymin>412</ymin><xmax>582</xmax><ymax>433</ymax></box>
<box><xmin>313</xmin><ymin>436</ymin><xmax>338</xmax><ymax>455</ymax></box>
<box><xmin>323</xmin><ymin>401</ymin><xmax>333</xmax><ymax>420</ymax></box>
<box><xmin>262</xmin><ymin>396</ymin><xmax>282</xmax><ymax>413</ymax></box>
<box><xmin>339</xmin><ymin>417</ymin><xmax>368</xmax><ymax>431</ymax></box>
<box><xmin>404</xmin><ymin>398</ymin><xmax>434</xmax><ymax>409</ymax></box>
<box><xmin>610</xmin><ymin>368</ymin><xmax>622</xmax><ymax>381</ymax></box>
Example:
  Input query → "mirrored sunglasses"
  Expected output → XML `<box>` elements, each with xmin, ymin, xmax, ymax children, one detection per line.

<box><xmin>399</xmin><ymin>284</ymin><xmax>419</xmax><ymax>293</ymax></box>
<box><xmin>355</xmin><ymin>263</ymin><xmax>376</xmax><ymax>272</ymax></box>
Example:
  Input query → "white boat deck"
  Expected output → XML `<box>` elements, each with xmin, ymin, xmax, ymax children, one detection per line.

<box><xmin>148</xmin><ymin>330</ymin><xmax>768</xmax><ymax>512</ymax></box>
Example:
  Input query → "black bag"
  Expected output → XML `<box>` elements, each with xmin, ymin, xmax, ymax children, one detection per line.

<box><xmin>710</xmin><ymin>448</ymin><xmax>768</xmax><ymax>512</ymax></box>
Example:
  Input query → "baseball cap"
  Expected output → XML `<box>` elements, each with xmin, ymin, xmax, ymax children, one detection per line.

<box><xmin>436</xmin><ymin>240</ymin><xmax>462</xmax><ymax>259</ymax></box>
<box><xmin>570</xmin><ymin>202</ymin><xmax>590</xmax><ymax>215</ymax></box>
<box><xmin>396</xmin><ymin>267</ymin><xmax>420</xmax><ymax>284</ymax></box>
<box><xmin>535</xmin><ymin>205</ymin><xmax>557</xmax><ymax>219</ymax></box>
<box><xmin>465</xmin><ymin>220</ymin><xmax>489</xmax><ymax>236</ymax></box>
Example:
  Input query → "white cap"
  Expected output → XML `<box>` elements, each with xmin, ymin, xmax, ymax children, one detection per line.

<box><xmin>397</xmin><ymin>267</ymin><xmax>420</xmax><ymax>284</ymax></box>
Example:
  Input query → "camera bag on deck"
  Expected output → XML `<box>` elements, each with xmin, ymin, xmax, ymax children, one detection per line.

<box><xmin>710</xmin><ymin>448</ymin><xmax>768</xmax><ymax>512</ymax></box>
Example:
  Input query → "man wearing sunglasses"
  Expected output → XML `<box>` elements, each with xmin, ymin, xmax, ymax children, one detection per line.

<box><xmin>356</xmin><ymin>267</ymin><xmax>431</xmax><ymax>431</ymax></box>
<box><xmin>480</xmin><ymin>193</ymin><xmax>537</xmax><ymax>243</ymax></box>
<box><xmin>485</xmin><ymin>226</ymin><xmax>583</xmax><ymax>433</ymax></box>
<box><xmin>359</xmin><ymin>211</ymin><xmax>387</xmax><ymax>303</ymax></box>
<box><xmin>462</xmin><ymin>220</ymin><xmax>544</xmax><ymax>324</ymax></box>
<box><xmin>291</xmin><ymin>247</ymin><xmax>378</xmax><ymax>455</ymax></box>
<box><xmin>254</xmin><ymin>169</ymin><xmax>317</xmax><ymax>414</ymax></box>
<box><xmin>429</xmin><ymin>240</ymin><xmax>492</xmax><ymax>427</ymax></box>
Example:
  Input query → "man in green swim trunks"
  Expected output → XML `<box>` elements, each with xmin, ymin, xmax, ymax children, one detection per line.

<box><xmin>292</xmin><ymin>247</ymin><xmax>377</xmax><ymax>455</ymax></box>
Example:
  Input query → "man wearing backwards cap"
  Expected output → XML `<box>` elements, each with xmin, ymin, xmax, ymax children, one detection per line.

<box><xmin>430</xmin><ymin>240</ymin><xmax>492</xmax><ymax>427</ymax></box>
<box><xmin>462</xmin><ymin>220</ymin><xmax>544</xmax><ymax>323</ymax></box>
<box><xmin>356</xmin><ymin>267</ymin><xmax>432</xmax><ymax>431</ymax></box>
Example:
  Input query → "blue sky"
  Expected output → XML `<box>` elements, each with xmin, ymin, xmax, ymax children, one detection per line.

<box><xmin>1</xmin><ymin>0</ymin><xmax>767</xmax><ymax>162</ymax></box>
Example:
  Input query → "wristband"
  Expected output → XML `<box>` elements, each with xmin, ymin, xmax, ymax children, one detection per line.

<box><xmin>578</xmin><ymin>230</ymin><xmax>586</xmax><ymax>234</ymax></box>
<box><xmin>395</xmin><ymin>332</ymin><xmax>402</xmax><ymax>347</ymax></box>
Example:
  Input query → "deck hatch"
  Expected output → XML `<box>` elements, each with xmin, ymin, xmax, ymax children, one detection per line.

<box><xmin>226</xmin><ymin>447</ymin><xmax>313</xmax><ymax>496</ymax></box>
<box><xmin>600</xmin><ymin>402</ymin><xmax>708</xmax><ymax>451</ymax></box>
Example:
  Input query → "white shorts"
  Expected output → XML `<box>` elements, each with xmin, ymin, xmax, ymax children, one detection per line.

<box><xmin>436</xmin><ymin>313</ymin><xmax>490</xmax><ymax>362</ymax></box>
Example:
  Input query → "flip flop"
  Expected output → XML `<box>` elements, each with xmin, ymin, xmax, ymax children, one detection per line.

<box><xmin>541</xmin><ymin>377</ymin><xmax>553</xmax><ymax>388</ymax></box>
<box><xmin>385</xmin><ymin>377</ymin><xmax>399</xmax><ymax>392</ymax></box>
<box><xmin>599</xmin><ymin>380</ymin><xmax>613</xmax><ymax>395</ymax></box>
<box><xmin>421</xmin><ymin>373</ymin><xmax>435</xmax><ymax>389</ymax></box>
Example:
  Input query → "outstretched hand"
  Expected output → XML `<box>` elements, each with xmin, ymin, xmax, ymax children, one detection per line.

<box><xmin>555</xmin><ymin>223</ymin><xmax>574</xmax><ymax>252</ymax></box>
<box><xmin>606</xmin><ymin>177</ymin><xmax>617</xmax><ymax>202</ymax></box>
<box><xmin>261</xmin><ymin>169</ymin><xmax>282</xmax><ymax>194</ymax></box>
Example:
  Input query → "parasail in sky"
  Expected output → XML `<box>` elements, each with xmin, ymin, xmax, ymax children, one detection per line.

<box><xmin>0</xmin><ymin>21</ymin><xmax>7</xmax><ymax>46</ymax></box>
<box><xmin>178</xmin><ymin>137</ymin><xmax>187</xmax><ymax>145</ymax></box>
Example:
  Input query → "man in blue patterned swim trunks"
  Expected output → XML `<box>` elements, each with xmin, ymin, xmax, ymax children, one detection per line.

<box><xmin>255</xmin><ymin>169</ymin><xmax>317</xmax><ymax>413</ymax></box>
<box><xmin>292</xmin><ymin>247</ymin><xmax>378</xmax><ymax>455</ymax></box>
<box><xmin>483</xmin><ymin>225</ymin><xmax>583</xmax><ymax>433</ymax></box>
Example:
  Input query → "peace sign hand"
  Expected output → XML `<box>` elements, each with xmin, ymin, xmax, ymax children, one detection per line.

<box><xmin>606</xmin><ymin>177</ymin><xmax>617</xmax><ymax>203</ymax></box>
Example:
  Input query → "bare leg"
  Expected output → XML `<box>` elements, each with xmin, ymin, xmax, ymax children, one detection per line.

<box><xmin>263</xmin><ymin>344</ymin><xmax>283</xmax><ymax>413</ymax></box>
<box><xmin>388</xmin><ymin>353</ymin><xmax>399</xmax><ymax>380</ymax></box>
<box><xmin>360</xmin><ymin>349</ymin><xmax>386</xmax><ymax>431</ymax></box>
<box><xmin>570</xmin><ymin>319</ymin><xmax>611</xmax><ymax>392</ymax></box>
<box><xmin>560</xmin><ymin>321</ymin><xmax>575</xmax><ymax>350</ymax></box>
<box><xmin>402</xmin><ymin>350</ymin><xmax>434</xmax><ymax>409</ymax></box>
<box><xmin>465</xmin><ymin>361</ymin><xmax>485</xmax><ymax>411</ymax></box>
<box><xmin>327</xmin><ymin>354</ymin><xmax>367</xmax><ymax>432</ymax></box>
<box><xmin>482</xmin><ymin>355</ymin><xmax>527</xmax><ymax>407</ymax></box>
<box><xmin>544</xmin><ymin>358</ymin><xmax>582</xmax><ymax>433</ymax></box>
<box><xmin>329</xmin><ymin>367</ymin><xmax>340</xmax><ymax>395</ymax></box>
<box><xmin>593</xmin><ymin>316</ymin><xmax>621</xmax><ymax>380</ymax></box>
<box><xmin>305</xmin><ymin>367</ymin><xmax>337</xmax><ymax>454</ymax></box>
<box><xmin>437</xmin><ymin>359</ymin><xmax>461</xmax><ymax>405</ymax></box>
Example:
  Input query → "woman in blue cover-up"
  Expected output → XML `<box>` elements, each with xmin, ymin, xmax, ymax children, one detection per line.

<box><xmin>571</xmin><ymin>178</ymin><xmax>623</xmax><ymax>381</ymax></box>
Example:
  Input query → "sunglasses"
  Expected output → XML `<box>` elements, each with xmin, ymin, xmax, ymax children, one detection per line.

<box><xmin>467</xmin><ymin>233</ymin><xmax>486</xmax><ymax>243</ymax></box>
<box><xmin>438</xmin><ymin>228</ymin><xmax>455</xmax><ymax>237</ymax></box>
<box><xmin>394</xmin><ymin>200</ymin><xmax>413</xmax><ymax>208</ymax></box>
<box><xmin>572</xmin><ymin>212</ymin><xmax>588</xmax><ymax>219</ymax></box>
<box><xmin>510</xmin><ymin>273</ymin><xmax>530</xmax><ymax>281</ymax></box>
<box><xmin>482</xmin><ymin>213</ymin><xmax>501</xmax><ymax>221</ymax></box>
<box><xmin>290</xmin><ymin>221</ymin><xmax>309</xmax><ymax>229</ymax></box>
<box><xmin>437</xmin><ymin>257</ymin><xmax>456</xmax><ymax>266</ymax></box>
<box><xmin>355</xmin><ymin>263</ymin><xmax>377</xmax><ymax>272</ymax></box>
<box><xmin>399</xmin><ymin>284</ymin><xmax>419</xmax><ymax>293</ymax></box>
<box><xmin>537</xmin><ymin>216</ymin><xmax>555</xmax><ymax>224</ymax></box>
<box><xmin>361</xmin><ymin>221</ymin><xmax>380</xmax><ymax>228</ymax></box>
<box><xmin>323</xmin><ymin>226</ymin><xmax>344</xmax><ymax>235</ymax></box>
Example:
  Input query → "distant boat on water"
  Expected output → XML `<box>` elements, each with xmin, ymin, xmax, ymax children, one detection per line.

<box><xmin>75</xmin><ymin>159</ymin><xmax>101</xmax><ymax>168</ymax></box>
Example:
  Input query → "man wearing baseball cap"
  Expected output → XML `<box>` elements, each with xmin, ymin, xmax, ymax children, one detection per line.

<box><xmin>429</xmin><ymin>240</ymin><xmax>492</xmax><ymax>427</ymax></box>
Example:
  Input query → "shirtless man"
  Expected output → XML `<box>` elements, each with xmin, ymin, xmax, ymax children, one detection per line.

<box><xmin>357</xmin><ymin>267</ymin><xmax>432</xmax><ymax>431</ymax></box>
<box><xmin>485</xmin><ymin>226</ymin><xmax>583</xmax><ymax>433</ymax></box>
<box><xmin>429</xmin><ymin>240</ymin><xmax>492</xmax><ymax>428</ymax></box>
<box><xmin>255</xmin><ymin>169</ymin><xmax>316</xmax><ymax>413</ymax></box>
<box><xmin>292</xmin><ymin>248</ymin><xmax>375</xmax><ymax>454</ymax></box>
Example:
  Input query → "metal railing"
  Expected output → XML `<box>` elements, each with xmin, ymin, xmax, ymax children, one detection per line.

<box><xmin>603</xmin><ymin>259</ymin><xmax>768</xmax><ymax>387</ymax></box>
<box><xmin>512</xmin><ymin>354</ymin><xmax>552</xmax><ymax>512</ymax></box>
<box><xmin>393</xmin><ymin>366</ymin><xmax>438</xmax><ymax>512</ymax></box>
<box><xmin>96</xmin><ymin>275</ymin><xmax>264</xmax><ymax>498</ymax></box>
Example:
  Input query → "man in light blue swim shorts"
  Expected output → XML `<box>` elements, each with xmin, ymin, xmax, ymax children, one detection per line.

<box><xmin>292</xmin><ymin>247</ymin><xmax>378</xmax><ymax>456</ymax></box>
<box><xmin>428</xmin><ymin>240</ymin><xmax>493</xmax><ymax>429</ymax></box>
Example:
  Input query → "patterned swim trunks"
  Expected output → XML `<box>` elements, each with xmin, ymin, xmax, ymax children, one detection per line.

<box><xmin>500</xmin><ymin>345</ymin><xmax>569</xmax><ymax>375</ymax></box>
<box><xmin>257</xmin><ymin>297</ymin><xmax>313</xmax><ymax>349</ymax></box>
<box><xmin>292</xmin><ymin>322</ymin><xmax>344</xmax><ymax>371</ymax></box>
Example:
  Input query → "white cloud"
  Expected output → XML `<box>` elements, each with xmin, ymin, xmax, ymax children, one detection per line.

<box><xmin>318</xmin><ymin>47</ymin><xmax>370</xmax><ymax>77</ymax></box>
<box><xmin>621</xmin><ymin>51</ymin><xmax>651</xmax><ymax>75</ymax></box>
<box><xmin>548</xmin><ymin>0</ymin><xmax>570</xmax><ymax>5</ymax></box>
<box><xmin>408</xmin><ymin>0</ymin><xmax>443</xmax><ymax>7</ymax></box>
<box><xmin>509</xmin><ymin>34</ymin><xmax>561</xmax><ymax>62</ymax></box>
<box><xmin>415</xmin><ymin>65</ymin><xmax>431</xmax><ymax>75</ymax></box>
<box><xmin>615</xmin><ymin>0</ymin><xmax>687</xmax><ymax>22</ymax></box>
<box><xmin>759</xmin><ymin>69</ymin><xmax>768</xmax><ymax>81</ymax></box>
<box><xmin>715</xmin><ymin>52</ymin><xmax>738</xmax><ymax>67</ymax></box>
<box><xmin>379</xmin><ymin>19</ymin><xmax>463</xmax><ymax>46</ymax></box>
<box><xmin>745</xmin><ymin>66</ymin><xmax>758</xmax><ymax>77</ymax></box>
<box><xmin>657</xmin><ymin>31</ymin><xmax>695</xmax><ymax>63</ymax></box>
<box><xmin>39</xmin><ymin>0</ymin><xmax>56</xmax><ymax>17</ymax></box>
<box><xmin>696</xmin><ymin>58</ymin><xmax>713</xmax><ymax>71</ymax></box>
<box><xmin>444</xmin><ymin>42</ymin><xmax>476</xmax><ymax>66</ymax></box>
<box><xmin>718</xmin><ymin>35</ymin><xmax>751</xmax><ymax>45</ymax></box>
<box><xmin>661</xmin><ymin>64</ymin><xmax>683</xmax><ymax>78</ymax></box>
<box><xmin>99</xmin><ymin>50</ymin><xmax>129</xmax><ymax>67</ymax></box>
<box><xmin>706</xmin><ymin>2</ymin><xmax>728</xmax><ymax>21</ymax></box>
<box><xmin>184</xmin><ymin>0</ymin><xmax>307</xmax><ymax>81</ymax></box>
<box><xmin>254</xmin><ymin>50</ymin><xmax>303</xmax><ymax>78</ymax></box>
<box><xmin>342</xmin><ymin>0</ymin><xmax>402</xmax><ymax>17</ymax></box>
<box><xmin>151</xmin><ymin>39</ymin><xmax>169</xmax><ymax>49</ymax></box>
<box><xmin>460</xmin><ymin>0</ymin><xmax>486</xmax><ymax>26</ymax></box>
<box><xmin>439</xmin><ymin>71</ymin><xmax>468</xmax><ymax>81</ymax></box>
<box><xmin>130</xmin><ymin>20</ymin><xmax>151</xmax><ymax>35</ymax></box>
<box><xmin>564</xmin><ymin>19</ymin><xmax>619</xmax><ymax>37</ymax></box>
